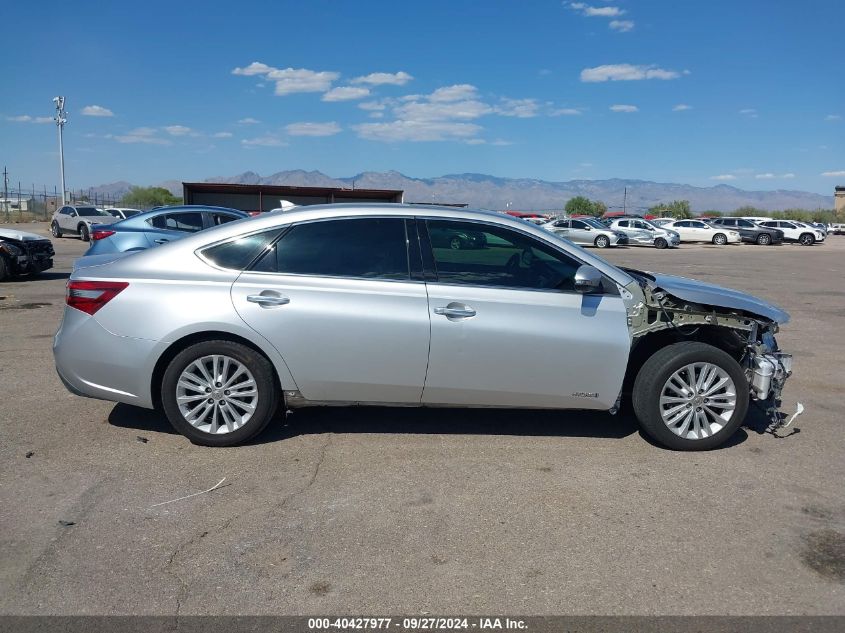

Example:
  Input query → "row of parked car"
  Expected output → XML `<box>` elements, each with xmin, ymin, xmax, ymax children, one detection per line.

<box><xmin>525</xmin><ymin>213</ymin><xmax>830</xmax><ymax>249</ymax></box>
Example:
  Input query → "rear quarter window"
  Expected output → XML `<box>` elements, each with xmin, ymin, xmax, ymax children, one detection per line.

<box><xmin>201</xmin><ymin>229</ymin><xmax>284</xmax><ymax>270</ymax></box>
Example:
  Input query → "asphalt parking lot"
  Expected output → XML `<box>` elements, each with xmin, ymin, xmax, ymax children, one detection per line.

<box><xmin>1</xmin><ymin>223</ymin><xmax>844</xmax><ymax>615</ymax></box>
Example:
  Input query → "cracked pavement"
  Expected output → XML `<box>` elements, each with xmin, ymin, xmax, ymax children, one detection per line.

<box><xmin>1</xmin><ymin>223</ymin><xmax>844</xmax><ymax>615</ymax></box>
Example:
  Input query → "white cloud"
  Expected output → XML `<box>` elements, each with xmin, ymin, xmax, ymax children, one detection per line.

<box><xmin>495</xmin><ymin>98</ymin><xmax>539</xmax><ymax>118</ymax></box>
<box><xmin>81</xmin><ymin>105</ymin><xmax>114</xmax><ymax>117</ymax></box>
<box><xmin>490</xmin><ymin>139</ymin><xmax>514</xmax><ymax>146</ymax></box>
<box><xmin>285</xmin><ymin>121</ymin><xmax>341</xmax><ymax>137</ymax></box>
<box><xmin>7</xmin><ymin>115</ymin><xmax>52</xmax><ymax>123</ymax></box>
<box><xmin>359</xmin><ymin>101</ymin><xmax>386</xmax><ymax>111</ymax></box>
<box><xmin>739</xmin><ymin>108</ymin><xmax>758</xmax><ymax>118</ymax></box>
<box><xmin>755</xmin><ymin>173</ymin><xmax>775</xmax><ymax>179</ymax></box>
<box><xmin>550</xmin><ymin>107</ymin><xmax>582</xmax><ymax>116</ymax></box>
<box><xmin>394</xmin><ymin>98</ymin><xmax>492</xmax><ymax>122</ymax></box>
<box><xmin>610</xmin><ymin>104</ymin><xmax>638</xmax><ymax>113</ymax></box>
<box><xmin>569</xmin><ymin>3</ymin><xmax>625</xmax><ymax>17</ymax></box>
<box><xmin>673</xmin><ymin>104</ymin><xmax>693</xmax><ymax>111</ymax></box>
<box><xmin>232</xmin><ymin>61</ymin><xmax>339</xmax><ymax>95</ymax></box>
<box><xmin>710</xmin><ymin>174</ymin><xmax>737</xmax><ymax>181</ymax></box>
<box><xmin>780</xmin><ymin>173</ymin><xmax>795</xmax><ymax>178</ymax></box>
<box><xmin>164</xmin><ymin>125</ymin><xmax>193</xmax><ymax>136</ymax></box>
<box><xmin>350</xmin><ymin>71</ymin><xmax>413</xmax><ymax>86</ymax></box>
<box><xmin>609</xmin><ymin>20</ymin><xmax>634</xmax><ymax>32</ymax></box>
<box><xmin>212</xmin><ymin>132</ymin><xmax>233</xmax><ymax>138</ymax></box>
<box><xmin>112</xmin><ymin>127</ymin><xmax>171</xmax><ymax>145</ymax></box>
<box><xmin>825</xmin><ymin>114</ymin><xmax>841</xmax><ymax>121</ymax></box>
<box><xmin>821</xmin><ymin>170</ymin><xmax>845</xmax><ymax>177</ymax></box>
<box><xmin>322</xmin><ymin>86</ymin><xmax>370</xmax><ymax>102</ymax></box>
<box><xmin>429</xmin><ymin>84</ymin><xmax>479</xmax><ymax>102</ymax></box>
<box><xmin>238</xmin><ymin>117</ymin><xmax>260</xmax><ymax>124</ymax></box>
<box><xmin>353</xmin><ymin>120</ymin><xmax>482</xmax><ymax>142</ymax></box>
<box><xmin>581</xmin><ymin>64</ymin><xmax>682</xmax><ymax>82</ymax></box>
<box><xmin>465</xmin><ymin>138</ymin><xmax>486</xmax><ymax>145</ymax></box>
<box><xmin>241</xmin><ymin>135</ymin><xmax>287</xmax><ymax>147</ymax></box>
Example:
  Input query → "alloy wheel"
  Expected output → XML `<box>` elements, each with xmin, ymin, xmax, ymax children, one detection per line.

<box><xmin>176</xmin><ymin>354</ymin><xmax>258</xmax><ymax>435</ymax></box>
<box><xmin>659</xmin><ymin>362</ymin><xmax>736</xmax><ymax>440</ymax></box>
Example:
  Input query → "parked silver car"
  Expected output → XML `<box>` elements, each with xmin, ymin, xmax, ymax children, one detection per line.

<box><xmin>542</xmin><ymin>217</ymin><xmax>628</xmax><ymax>248</ymax></box>
<box><xmin>605</xmin><ymin>217</ymin><xmax>681</xmax><ymax>248</ymax></box>
<box><xmin>54</xmin><ymin>204</ymin><xmax>793</xmax><ymax>450</ymax></box>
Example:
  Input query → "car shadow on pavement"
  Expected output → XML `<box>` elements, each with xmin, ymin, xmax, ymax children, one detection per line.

<box><xmin>6</xmin><ymin>272</ymin><xmax>71</xmax><ymax>282</ymax></box>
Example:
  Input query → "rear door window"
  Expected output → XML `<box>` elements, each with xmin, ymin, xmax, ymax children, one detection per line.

<box><xmin>251</xmin><ymin>218</ymin><xmax>410</xmax><ymax>280</ymax></box>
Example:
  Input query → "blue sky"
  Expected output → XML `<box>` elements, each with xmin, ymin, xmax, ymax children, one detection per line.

<box><xmin>2</xmin><ymin>0</ymin><xmax>843</xmax><ymax>195</ymax></box>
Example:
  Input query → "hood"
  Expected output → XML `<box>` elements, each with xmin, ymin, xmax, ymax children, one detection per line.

<box><xmin>0</xmin><ymin>227</ymin><xmax>49</xmax><ymax>242</ymax></box>
<box><xmin>647</xmin><ymin>271</ymin><xmax>790</xmax><ymax>324</ymax></box>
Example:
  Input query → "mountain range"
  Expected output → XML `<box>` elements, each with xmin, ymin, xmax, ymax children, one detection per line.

<box><xmin>90</xmin><ymin>170</ymin><xmax>834</xmax><ymax>212</ymax></box>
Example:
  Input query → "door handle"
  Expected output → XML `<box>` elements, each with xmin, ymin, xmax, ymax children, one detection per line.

<box><xmin>247</xmin><ymin>293</ymin><xmax>290</xmax><ymax>307</ymax></box>
<box><xmin>434</xmin><ymin>305</ymin><xmax>476</xmax><ymax>318</ymax></box>
<box><xmin>154</xmin><ymin>238</ymin><xmax>170</xmax><ymax>244</ymax></box>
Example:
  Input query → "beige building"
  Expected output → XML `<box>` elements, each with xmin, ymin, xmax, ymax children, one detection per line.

<box><xmin>836</xmin><ymin>186</ymin><xmax>845</xmax><ymax>214</ymax></box>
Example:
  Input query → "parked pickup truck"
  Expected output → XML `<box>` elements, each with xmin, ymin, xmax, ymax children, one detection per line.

<box><xmin>0</xmin><ymin>228</ymin><xmax>55</xmax><ymax>281</ymax></box>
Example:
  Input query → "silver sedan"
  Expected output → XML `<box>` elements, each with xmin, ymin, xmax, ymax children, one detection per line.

<box><xmin>541</xmin><ymin>217</ymin><xmax>628</xmax><ymax>247</ymax></box>
<box><xmin>54</xmin><ymin>204</ymin><xmax>794</xmax><ymax>450</ymax></box>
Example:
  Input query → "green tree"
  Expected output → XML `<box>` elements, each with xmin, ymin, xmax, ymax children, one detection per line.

<box><xmin>592</xmin><ymin>200</ymin><xmax>608</xmax><ymax>216</ymax></box>
<box><xmin>649</xmin><ymin>200</ymin><xmax>692</xmax><ymax>219</ymax></box>
<box><xmin>565</xmin><ymin>196</ymin><xmax>594</xmax><ymax>215</ymax></box>
<box><xmin>734</xmin><ymin>206</ymin><xmax>767</xmax><ymax>217</ymax></box>
<box><xmin>121</xmin><ymin>186</ymin><xmax>181</xmax><ymax>209</ymax></box>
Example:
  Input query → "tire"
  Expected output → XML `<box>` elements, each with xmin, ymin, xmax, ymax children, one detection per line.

<box><xmin>799</xmin><ymin>233</ymin><xmax>815</xmax><ymax>246</ymax></box>
<box><xmin>712</xmin><ymin>233</ymin><xmax>727</xmax><ymax>245</ymax></box>
<box><xmin>79</xmin><ymin>224</ymin><xmax>90</xmax><ymax>242</ymax></box>
<box><xmin>449</xmin><ymin>236</ymin><xmax>462</xmax><ymax>250</ymax></box>
<box><xmin>654</xmin><ymin>237</ymin><xmax>668</xmax><ymax>249</ymax></box>
<box><xmin>161</xmin><ymin>340</ymin><xmax>279</xmax><ymax>447</ymax></box>
<box><xmin>632</xmin><ymin>341</ymin><xmax>749</xmax><ymax>451</ymax></box>
<box><xmin>0</xmin><ymin>255</ymin><xmax>8</xmax><ymax>281</ymax></box>
<box><xmin>756</xmin><ymin>233</ymin><xmax>771</xmax><ymax>246</ymax></box>
<box><xmin>51</xmin><ymin>221</ymin><xmax>63</xmax><ymax>238</ymax></box>
<box><xmin>594</xmin><ymin>235</ymin><xmax>610</xmax><ymax>248</ymax></box>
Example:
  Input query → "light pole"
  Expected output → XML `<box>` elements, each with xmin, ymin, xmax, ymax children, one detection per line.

<box><xmin>53</xmin><ymin>96</ymin><xmax>67</xmax><ymax>204</ymax></box>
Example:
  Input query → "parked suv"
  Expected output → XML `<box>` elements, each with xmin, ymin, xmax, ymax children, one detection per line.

<box><xmin>708</xmin><ymin>218</ymin><xmax>783</xmax><ymax>245</ymax></box>
<box><xmin>51</xmin><ymin>205</ymin><xmax>120</xmax><ymax>242</ymax></box>
<box><xmin>757</xmin><ymin>220</ymin><xmax>823</xmax><ymax>246</ymax></box>
<box><xmin>604</xmin><ymin>217</ymin><xmax>681</xmax><ymax>248</ymax></box>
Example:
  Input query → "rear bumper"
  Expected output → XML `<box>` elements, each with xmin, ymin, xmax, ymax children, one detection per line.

<box><xmin>53</xmin><ymin>307</ymin><xmax>159</xmax><ymax>408</ymax></box>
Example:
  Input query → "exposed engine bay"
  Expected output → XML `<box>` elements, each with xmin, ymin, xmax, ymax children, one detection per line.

<box><xmin>0</xmin><ymin>229</ymin><xmax>55</xmax><ymax>281</ymax></box>
<box><xmin>621</xmin><ymin>267</ymin><xmax>796</xmax><ymax>434</ymax></box>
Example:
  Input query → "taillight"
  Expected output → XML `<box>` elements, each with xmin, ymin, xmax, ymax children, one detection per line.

<box><xmin>91</xmin><ymin>229</ymin><xmax>115</xmax><ymax>241</ymax></box>
<box><xmin>66</xmin><ymin>281</ymin><xmax>129</xmax><ymax>315</ymax></box>
<box><xmin>248</xmin><ymin>211</ymin><xmax>261</xmax><ymax>217</ymax></box>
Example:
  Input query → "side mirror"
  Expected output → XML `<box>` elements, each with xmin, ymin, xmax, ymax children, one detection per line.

<box><xmin>574</xmin><ymin>265</ymin><xmax>603</xmax><ymax>293</ymax></box>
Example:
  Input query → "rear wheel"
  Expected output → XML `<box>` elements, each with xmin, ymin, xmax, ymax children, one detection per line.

<box><xmin>79</xmin><ymin>224</ymin><xmax>90</xmax><ymax>242</ymax></box>
<box><xmin>756</xmin><ymin>233</ymin><xmax>771</xmax><ymax>246</ymax></box>
<box><xmin>594</xmin><ymin>234</ymin><xmax>610</xmax><ymax>248</ymax></box>
<box><xmin>799</xmin><ymin>233</ymin><xmax>815</xmax><ymax>246</ymax></box>
<box><xmin>161</xmin><ymin>340</ymin><xmax>279</xmax><ymax>446</ymax></box>
<box><xmin>632</xmin><ymin>342</ymin><xmax>748</xmax><ymax>451</ymax></box>
<box><xmin>449</xmin><ymin>236</ymin><xmax>462</xmax><ymax>250</ymax></box>
<box><xmin>712</xmin><ymin>233</ymin><xmax>727</xmax><ymax>245</ymax></box>
<box><xmin>654</xmin><ymin>237</ymin><xmax>668</xmax><ymax>249</ymax></box>
<box><xmin>51</xmin><ymin>221</ymin><xmax>62</xmax><ymax>238</ymax></box>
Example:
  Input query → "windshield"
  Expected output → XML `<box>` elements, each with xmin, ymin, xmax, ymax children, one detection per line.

<box><xmin>76</xmin><ymin>207</ymin><xmax>109</xmax><ymax>217</ymax></box>
<box><xmin>582</xmin><ymin>218</ymin><xmax>608</xmax><ymax>230</ymax></box>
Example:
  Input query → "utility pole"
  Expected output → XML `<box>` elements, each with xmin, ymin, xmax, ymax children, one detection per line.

<box><xmin>2</xmin><ymin>166</ymin><xmax>8</xmax><ymax>222</ymax></box>
<box><xmin>53</xmin><ymin>96</ymin><xmax>67</xmax><ymax>204</ymax></box>
<box><xmin>623</xmin><ymin>186</ymin><xmax>627</xmax><ymax>214</ymax></box>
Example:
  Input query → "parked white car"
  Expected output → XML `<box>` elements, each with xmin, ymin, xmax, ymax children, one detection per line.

<box><xmin>104</xmin><ymin>207</ymin><xmax>143</xmax><ymax>220</ymax></box>
<box><xmin>663</xmin><ymin>220</ymin><xmax>741</xmax><ymax>245</ymax></box>
<box><xmin>757</xmin><ymin>220</ymin><xmax>823</xmax><ymax>245</ymax></box>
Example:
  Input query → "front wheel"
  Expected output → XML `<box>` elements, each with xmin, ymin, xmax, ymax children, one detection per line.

<box><xmin>654</xmin><ymin>237</ymin><xmax>668</xmax><ymax>249</ymax></box>
<box><xmin>79</xmin><ymin>224</ymin><xmax>90</xmax><ymax>242</ymax></box>
<box><xmin>51</xmin><ymin>221</ymin><xmax>63</xmax><ymax>238</ymax></box>
<box><xmin>756</xmin><ymin>233</ymin><xmax>771</xmax><ymax>246</ymax></box>
<box><xmin>161</xmin><ymin>340</ymin><xmax>279</xmax><ymax>446</ymax></box>
<box><xmin>632</xmin><ymin>342</ymin><xmax>749</xmax><ymax>450</ymax></box>
<box><xmin>449</xmin><ymin>237</ymin><xmax>462</xmax><ymax>250</ymax></box>
<box><xmin>712</xmin><ymin>233</ymin><xmax>727</xmax><ymax>245</ymax></box>
<box><xmin>594</xmin><ymin>235</ymin><xmax>610</xmax><ymax>248</ymax></box>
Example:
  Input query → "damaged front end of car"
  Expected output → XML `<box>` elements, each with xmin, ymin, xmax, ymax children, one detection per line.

<box><xmin>621</xmin><ymin>268</ymin><xmax>797</xmax><ymax>434</ymax></box>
